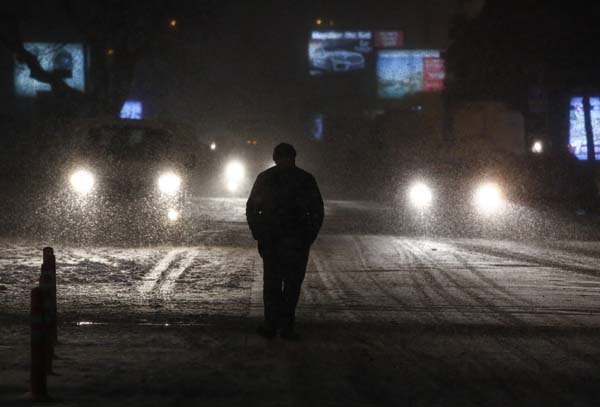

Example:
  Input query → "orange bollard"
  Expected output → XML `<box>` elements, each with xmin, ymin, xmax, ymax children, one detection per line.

<box><xmin>30</xmin><ymin>287</ymin><xmax>49</xmax><ymax>401</ymax></box>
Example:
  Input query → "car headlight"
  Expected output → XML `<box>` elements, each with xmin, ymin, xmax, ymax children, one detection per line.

<box><xmin>70</xmin><ymin>169</ymin><xmax>95</xmax><ymax>195</ymax></box>
<box><xmin>474</xmin><ymin>182</ymin><xmax>504</xmax><ymax>214</ymax></box>
<box><xmin>408</xmin><ymin>182</ymin><xmax>433</xmax><ymax>209</ymax></box>
<box><xmin>224</xmin><ymin>161</ymin><xmax>245</xmax><ymax>192</ymax></box>
<box><xmin>158</xmin><ymin>173</ymin><xmax>182</xmax><ymax>195</ymax></box>
<box><xmin>531</xmin><ymin>140</ymin><xmax>543</xmax><ymax>154</ymax></box>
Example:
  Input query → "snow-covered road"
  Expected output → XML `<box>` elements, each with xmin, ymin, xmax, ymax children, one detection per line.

<box><xmin>2</xmin><ymin>198</ymin><xmax>600</xmax><ymax>327</ymax></box>
<box><xmin>3</xmin><ymin>198</ymin><xmax>600</xmax><ymax>405</ymax></box>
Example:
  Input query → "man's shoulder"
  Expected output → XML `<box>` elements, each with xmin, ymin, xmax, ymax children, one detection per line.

<box><xmin>257</xmin><ymin>166</ymin><xmax>278</xmax><ymax>180</ymax></box>
<box><xmin>259</xmin><ymin>165</ymin><xmax>315</xmax><ymax>179</ymax></box>
<box><xmin>289</xmin><ymin>167</ymin><xmax>318</xmax><ymax>187</ymax></box>
<box><xmin>294</xmin><ymin>166</ymin><xmax>315</xmax><ymax>179</ymax></box>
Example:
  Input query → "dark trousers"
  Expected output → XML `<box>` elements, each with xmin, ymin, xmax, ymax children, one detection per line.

<box><xmin>258</xmin><ymin>237</ymin><xmax>310</xmax><ymax>329</ymax></box>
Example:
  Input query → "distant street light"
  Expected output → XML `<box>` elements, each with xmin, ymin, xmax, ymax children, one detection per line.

<box><xmin>210</xmin><ymin>142</ymin><xmax>217</xmax><ymax>151</ymax></box>
<box><xmin>316</xmin><ymin>18</ymin><xmax>323</xmax><ymax>26</ymax></box>
<box><xmin>169</xmin><ymin>19</ymin><xmax>177</xmax><ymax>28</ymax></box>
<box><xmin>531</xmin><ymin>140</ymin><xmax>543</xmax><ymax>154</ymax></box>
<box><xmin>106</xmin><ymin>48</ymin><xmax>114</xmax><ymax>56</ymax></box>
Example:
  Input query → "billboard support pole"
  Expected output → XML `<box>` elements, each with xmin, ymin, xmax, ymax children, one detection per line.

<box><xmin>582</xmin><ymin>93</ymin><xmax>597</xmax><ymax>210</ymax></box>
<box><xmin>583</xmin><ymin>94</ymin><xmax>595</xmax><ymax>164</ymax></box>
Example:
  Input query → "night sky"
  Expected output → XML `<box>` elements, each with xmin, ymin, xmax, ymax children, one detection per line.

<box><xmin>121</xmin><ymin>0</ymin><xmax>457</xmax><ymax>139</ymax></box>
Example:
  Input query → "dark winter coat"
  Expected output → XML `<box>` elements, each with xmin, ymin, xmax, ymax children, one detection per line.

<box><xmin>246</xmin><ymin>165</ymin><xmax>324</xmax><ymax>245</ymax></box>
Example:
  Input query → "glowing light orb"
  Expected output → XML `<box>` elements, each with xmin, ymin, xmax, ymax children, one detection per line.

<box><xmin>158</xmin><ymin>173</ymin><xmax>182</xmax><ymax>195</ymax></box>
<box><xmin>70</xmin><ymin>169</ymin><xmax>95</xmax><ymax>194</ymax></box>
<box><xmin>224</xmin><ymin>161</ymin><xmax>245</xmax><ymax>193</ymax></box>
<box><xmin>408</xmin><ymin>182</ymin><xmax>433</xmax><ymax>208</ymax></box>
<box><xmin>474</xmin><ymin>182</ymin><xmax>504</xmax><ymax>215</ymax></box>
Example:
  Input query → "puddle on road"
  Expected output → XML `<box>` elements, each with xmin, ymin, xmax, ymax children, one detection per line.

<box><xmin>74</xmin><ymin>320</ymin><xmax>212</xmax><ymax>328</ymax></box>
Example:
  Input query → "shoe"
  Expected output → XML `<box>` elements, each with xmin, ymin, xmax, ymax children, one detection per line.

<box><xmin>256</xmin><ymin>324</ymin><xmax>277</xmax><ymax>339</ymax></box>
<box><xmin>279</xmin><ymin>326</ymin><xmax>300</xmax><ymax>341</ymax></box>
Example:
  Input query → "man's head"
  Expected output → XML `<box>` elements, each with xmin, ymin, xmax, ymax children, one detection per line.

<box><xmin>273</xmin><ymin>143</ymin><xmax>296</xmax><ymax>167</ymax></box>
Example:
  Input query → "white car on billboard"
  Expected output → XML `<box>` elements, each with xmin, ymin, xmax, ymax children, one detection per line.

<box><xmin>311</xmin><ymin>47</ymin><xmax>365</xmax><ymax>72</ymax></box>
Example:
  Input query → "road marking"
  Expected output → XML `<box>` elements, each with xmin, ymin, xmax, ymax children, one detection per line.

<box><xmin>139</xmin><ymin>248</ymin><xmax>187</xmax><ymax>296</ymax></box>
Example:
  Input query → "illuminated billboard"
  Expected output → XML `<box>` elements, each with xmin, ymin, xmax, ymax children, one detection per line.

<box><xmin>374</xmin><ymin>31</ymin><xmax>404</xmax><ymax>48</ymax></box>
<box><xmin>120</xmin><ymin>101</ymin><xmax>143</xmax><ymax>120</ymax></box>
<box><xmin>569</xmin><ymin>97</ymin><xmax>600</xmax><ymax>160</ymax></box>
<box><xmin>377</xmin><ymin>50</ymin><xmax>445</xmax><ymax>99</ymax></box>
<box><xmin>310</xmin><ymin>114</ymin><xmax>324</xmax><ymax>141</ymax></box>
<box><xmin>309</xmin><ymin>31</ymin><xmax>373</xmax><ymax>76</ymax></box>
<box><xmin>14</xmin><ymin>43</ymin><xmax>85</xmax><ymax>97</ymax></box>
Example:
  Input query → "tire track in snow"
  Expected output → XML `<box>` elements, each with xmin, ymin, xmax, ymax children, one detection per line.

<box><xmin>138</xmin><ymin>248</ymin><xmax>200</xmax><ymax>310</ymax></box>
<box><xmin>383</xmin><ymin>237</ymin><xmax>532</xmax><ymax>401</ymax></box>
<box><xmin>450</xmin><ymin>241</ymin><xmax>600</xmax><ymax>318</ymax></box>
<box><xmin>306</xmin><ymin>238</ymin><xmax>372</xmax><ymax>321</ymax></box>
<box><xmin>440</xmin><ymin>243</ymin><xmax>581</xmax><ymax>326</ymax></box>
<box><xmin>311</xmin><ymin>249</ymin><xmax>358</xmax><ymax>322</ymax></box>
<box><xmin>404</xmin><ymin>239</ymin><xmax>524</xmax><ymax>326</ymax></box>
<box><xmin>406</xmin><ymin>239</ymin><xmax>600</xmax><ymax>370</ymax></box>
<box><xmin>159</xmin><ymin>249</ymin><xmax>199</xmax><ymax>302</ymax></box>
<box><xmin>139</xmin><ymin>248</ymin><xmax>188</xmax><ymax>299</ymax></box>
<box><xmin>449</xmin><ymin>241</ymin><xmax>600</xmax><ymax>367</ymax></box>
<box><xmin>394</xmin><ymin>238</ymin><xmax>568</xmax><ymax>395</ymax></box>
<box><xmin>378</xmin><ymin>236</ymin><xmax>446</xmax><ymax>324</ymax></box>
<box><xmin>456</xmin><ymin>240</ymin><xmax>600</xmax><ymax>279</ymax></box>
<box><xmin>391</xmin><ymin>238</ymin><xmax>482</xmax><ymax>325</ymax></box>
<box><xmin>349</xmin><ymin>236</ymin><xmax>422</xmax><ymax>322</ymax></box>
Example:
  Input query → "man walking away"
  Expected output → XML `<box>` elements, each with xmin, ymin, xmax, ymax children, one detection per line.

<box><xmin>246</xmin><ymin>143</ymin><xmax>324</xmax><ymax>340</ymax></box>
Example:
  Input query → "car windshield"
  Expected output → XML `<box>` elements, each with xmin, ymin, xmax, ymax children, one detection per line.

<box><xmin>85</xmin><ymin>125</ymin><xmax>172</xmax><ymax>160</ymax></box>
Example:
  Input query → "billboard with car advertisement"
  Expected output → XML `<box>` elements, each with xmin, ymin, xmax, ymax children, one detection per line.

<box><xmin>569</xmin><ymin>97</ymin><xmax>600</xmax><ymax>160</ymax></box>
<box><xmin>14</xmin><ymin>43</ymin><xmax>85</xmax><ymax>97</ymax></box>
<box><xmin>308</xmin><ymin>31</ymin><xmax>373</xmax><ymax>76</ymax></box>
<box><xmin>376</xmin><ymin>50</ymin><xmax>445</xmax><ymax>99</ymax></box>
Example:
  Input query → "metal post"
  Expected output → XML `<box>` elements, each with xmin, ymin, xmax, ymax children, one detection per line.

<box><xmin>583</xmin><ymin>95</ymin><xmax>597</xmax><ymax>210</ymax></box>
<box><xmin>43</xmin><ymin>247</ymin><xmax>57</xmax><ymax>344</ymax></box>
<box><xmin>39</xmin><ymin>248</ymin><xmax>56</xmax><ymax>374</ymax></box>
<box><xmin>30</xmin><ymin>287</ymin><xmax>49</xmax><ymax>401</ymax></box>
<box><xmin>583</xmin><ymin>95</ymin><xmax>595</xmax><ymax>164</ymax></box>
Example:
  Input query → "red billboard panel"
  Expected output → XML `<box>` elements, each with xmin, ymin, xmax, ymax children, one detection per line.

<box><xmin>374</xmin><ymin>31</ymin><xmax>404</xmax><ymax>48</ymax></box>
<box><xmin>423</xmin><ymin>57</ymin><xmax>445</xmax><ymax>91</ymax></box>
